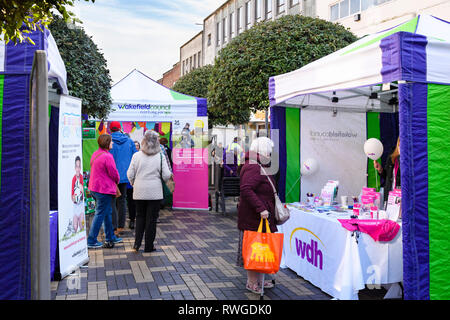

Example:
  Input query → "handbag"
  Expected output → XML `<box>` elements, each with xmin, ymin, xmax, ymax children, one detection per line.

<box><xmin>160</xmin><ymin>153</ymin><xmax>173</xmax><ymax>206</ymax></box>
<box><xmin>242</xmin><ymin>218</ymin><xmax>284</xmax><ymax>274</ymax></box>
<box><xmin>259</xmin><ymin>165</ymin><xmax>290</xmax><ymax>225</ymax></box>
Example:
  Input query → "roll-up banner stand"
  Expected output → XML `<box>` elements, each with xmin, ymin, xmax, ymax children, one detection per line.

<box><xmin>57</xmin><ymin>95</ymin><xmax>89</xmax><ymax>278</ymax></box>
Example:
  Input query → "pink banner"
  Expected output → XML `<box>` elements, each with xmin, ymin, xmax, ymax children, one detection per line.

<box><xmin>172</xmin><ymin>148</ymin><xmax>209</xmax><ymax>210</ymax></box>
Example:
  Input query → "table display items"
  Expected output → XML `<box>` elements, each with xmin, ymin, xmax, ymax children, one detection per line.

<box><xmin>319</xmin><ymin>180</ymin><xmax>339</xmax><ymax>206</ymax></box>
<box><xmin>385</xmin><ymin>189</ymin><xmax>402</xmax><ymax>222</ymax></box>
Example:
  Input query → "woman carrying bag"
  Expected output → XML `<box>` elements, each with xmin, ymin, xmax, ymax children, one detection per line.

<box><xmin>237</xmin><ymin>137</ymin><xmax>280</xmax><ymax>294</ymax></box>
<box><xmin>87</xmin><ymin>134</ymin><xmax>123</xmax><ymax>249</ymax></box>
<box><xmin>127</xmin><ymin>130</ymin><xmax>172</xmax><ymax>253</ymax></box>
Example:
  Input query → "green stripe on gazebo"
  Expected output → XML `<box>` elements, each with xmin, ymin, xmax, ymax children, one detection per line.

<box><xmin>285</xmin><ymin>108</ymin><xmax>300</xmax><ymax>203</ymax></box>
<box><xmin>170</xmin><ymin>90</ymin><xmax>196</xmax><ymax>101</ymax></box>
<box><xmin>427</xmin><ymin>83</ymin><xmax>450</xmax><ymax>300</ymax></box>
<box><xmin>367</xmin><ymin>113</ymin><xmax>381</xmax><ymax>190</ymax></box>
<box><xmin>341</xmin><ymin>17</ymin><xmax>419</xmax><ymax>56</ymax></box>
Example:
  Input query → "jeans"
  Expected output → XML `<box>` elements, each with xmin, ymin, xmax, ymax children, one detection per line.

<box><xmin>134</xmin><ymin>200</ymin><xmax>160</xmax><ymax>251</ymax></box>
<box><xmin>112</xmin><ymin>183</ymin><xmax>127</xmax><ymax>229</ymax></box>
<box><xmin>88</xmin><ymin>191</ymin><xmax>115</xmax><ymax>244</ymax></box>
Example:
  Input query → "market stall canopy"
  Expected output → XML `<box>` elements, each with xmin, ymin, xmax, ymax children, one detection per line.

<box><xmin>269</xmin><ymin>15</ymin><xmax>450</xmax><ymax>113</ymax></box>
<box><xmin>0</xmin><ymin>28</ymin><xmax>68</xmax><ymax>94</ymax></box>
<box><xmin>106</xmin><ymin>69</ymin><xmax>207</xmax><ymax>122</ymax></box>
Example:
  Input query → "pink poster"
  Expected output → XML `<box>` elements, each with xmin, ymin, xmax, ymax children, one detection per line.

<box><xmin>172</xmin><ymin>148</ymin><xmax>209</xmax><ymax>210</ymax></box>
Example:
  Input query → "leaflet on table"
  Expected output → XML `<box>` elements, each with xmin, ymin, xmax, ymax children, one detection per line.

<box><xmin>386</xmin><ymin>189</ymin><xmax>402</xmax><ymax>221</ymax></box>
<box><xmin>320</xmin><ymin>180</ymin><xmax>339</xmax><ymax>206</ymax></box>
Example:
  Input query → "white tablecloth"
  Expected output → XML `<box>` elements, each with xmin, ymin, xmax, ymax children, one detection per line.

<box><xmin>278</xmin><ymin>206</ymin><xmax>403</xmax><ymax>300</ymax></box>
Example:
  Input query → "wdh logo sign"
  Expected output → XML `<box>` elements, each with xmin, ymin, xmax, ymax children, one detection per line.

<box><xmin>290</xmin><ymin>228</ymin><xmax>324</xmax><ymax>270</ymax></box>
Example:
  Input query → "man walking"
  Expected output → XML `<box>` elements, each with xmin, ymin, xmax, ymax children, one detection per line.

<box><xmin>109</xmin><ymin>121</ymin><xmax>137</xmax><ymax>235</ymax></box>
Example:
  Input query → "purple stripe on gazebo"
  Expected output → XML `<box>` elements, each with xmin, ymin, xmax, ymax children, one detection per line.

<box><xmin>0</xmin><ymin>74</ymin><xmax>32</xmax><ymax>299</ymax></box>
<box><xmin>399</xmin><ymin>82</ymin><xmax>430</xmax><ymax>300</ymax></box>
<box><xmin>195</xmin><ymin>97</ymin><xmax>207</xmax><ymax>117</ymax></box>
<box><xmin>270</xmin><ymin>106</ymin><xmax>287</xmax><ymax>202</ymax></box>
<box><xmin>268</xmin><ymin>76</ymin><xmax>277</xmax><ymax>107</ymax></box>
<box><xmin>381</xmin><ymin>32</ymin><xmax>428</xmax><ymax>83</ymax></box>
<box><xmin>5</xmin><ymin>28</ymin><xmax>45</xmax><ymax>73</ymax></box>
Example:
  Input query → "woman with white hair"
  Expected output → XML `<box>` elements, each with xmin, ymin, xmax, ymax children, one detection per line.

<box><xmin>127</xmin><ymin>130</ymin><xmax>172</xmax><ymax>252</ymax></box>
<box><xmin>237</xmin><ymin>136</ymin><xmax>278</xmax><ymax>294</ymax></box>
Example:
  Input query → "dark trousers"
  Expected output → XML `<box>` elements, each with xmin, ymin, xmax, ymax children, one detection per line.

<box><xmin>134</xmin><ymin>200</ymin><xmax>160</xmax><ymax>251</ymax></box>
<box><xmin>127</xmin><ymin>188</ymin><xmax>136</xmax><ymax>222</ymax></box>
<box><xmin>112</xmin><ymin>183</ymin><xmax>127</xmax><ymax>229</ymax></box>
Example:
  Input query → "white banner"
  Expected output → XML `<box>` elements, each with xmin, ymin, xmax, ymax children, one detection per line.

<box><xmin>58</xmin><ymin>95</ymin><xmax>89</xmax><ymax>278</ymax></box>
<box><xmin>300</xmin><ymin>109</ymin><xmax>367</xmax><ymax>202</ymax></box>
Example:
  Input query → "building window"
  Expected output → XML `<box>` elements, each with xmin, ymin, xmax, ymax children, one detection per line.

<box><xmin>350</xmin><ymin>0</ymin><xmax>360</xmax><ymax>13</ymax></box>
<box><xmin>255</xmin><ymin>0</ymin><xmax>262</xmax><ymax>22</ymax></box>
<box><xmin>223</xmin><ymin>17</ymin><xmax>227</xmax><ymax>43</ymax></box>
<box><xmin>229</xmin><ymin>12</ymin><xmax>235</xmax><ymax>38</ymax></box>
<box><xmin>207</xmin><ymin>33</ymin><xmax>211</xmax><ymax>46</ymax></box>
<box><xmin>182</xmin><ymin>61</ymin><xmax>185</xmax><ymax>76</ymax></box>
<box><xmin>198</xmin><ymin>51</ymin><xmax>201</xmax><ymax>68</ymax></box>
<box><xmin>265</xmin><ymin>0</ymin><xmax>272</xmax><ymax>20</ymax></box>
<box><xmin>340</xmin><ymin>0</ymin><xmax>349</xmax><ymax>18</ymax></box>
<box><xmin>193</xmin><ymin>54</ymin><xmax>196</xmax><ymax>69</ymax></box>
<box><xmin>216</xmin><ymin>22</ymin><xmax>220</xmax><ymax>46</ymax></box>
<box><xmin>238</xmin><ymin>7</ymin><xmax>244</xmax><ymax>33</ymax></box>
<box><xmin>189</xmin><ymin>56</ymin><xmax>192</xmax><ymax>71</ymax></box>
<box><xmin>331</xmin><ymin>0</ymin><xmax>392</xmax><ymax>21</ymax></box>
<box><xmin>290</xmin><ymin>0</ymin><xmax>299</xmax><ymax>6</ymax></box>
<box><xmin>277</xmin><ymin>0</ymin><xmax>285</xmax><ymax>15</ymax></box>
<box><xmin>245</xmin><ymin>1</ymin><xmax>252</xmax><ymax>29</ymax></box>
<box><xmin>330</xmin><ymin>3</ymin><xmax>339</xmax><ymax>21</ymax></box>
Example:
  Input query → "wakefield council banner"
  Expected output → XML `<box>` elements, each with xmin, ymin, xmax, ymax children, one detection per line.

<box><xmin>58</xmin><ymin>95</ymin><xmax>89</xmax><ymax>278</ymax></box>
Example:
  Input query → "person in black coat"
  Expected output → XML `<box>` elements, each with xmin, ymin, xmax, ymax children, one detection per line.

<box><xmin>374</xmin><ymin>137</ymin><xmax>401</xmax><ymax>203</ymax></box>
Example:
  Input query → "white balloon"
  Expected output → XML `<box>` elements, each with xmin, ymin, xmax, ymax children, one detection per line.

<box><xmin>301</xmin><ymin>158</ymin><xmax>319</xmax><ymax>176</ymax></box>
<box><xmin>364</xmin><ymin>138</ymin><xmax>384</xmax><ymax>160</ymax></box>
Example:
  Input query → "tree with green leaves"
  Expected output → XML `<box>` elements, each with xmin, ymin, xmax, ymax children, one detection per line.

<box><xmin>207</xmin><ymin>15</ymin><xmax>358</xmax><ymax>126</ymax></box>
<box><xmin>172</xmin><ymin>65</ymin><xmax>221</xmax><ymax>127</ymax></box>
<box><xmin>0</xmin><ymin>0</ymin><xmax>94</xmax><ymax>44</ymax></box>
<box><xmin>49</xmin><ymin>14</ymin><xmax>112</xmax><ymax>119</ymax></box>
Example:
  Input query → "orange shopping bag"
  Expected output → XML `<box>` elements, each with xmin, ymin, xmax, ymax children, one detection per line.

<box><xmin>242</xmin><ymin>218</ymin><xmax>284</xmax><ymax>274</ymax></box>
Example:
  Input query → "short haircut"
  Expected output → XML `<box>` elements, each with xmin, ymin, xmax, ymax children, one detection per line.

<box><xmin>250</xmin><ymin>137</ymin><xmax>274</xmax><ymax>158</ymax></box>
<box><xmin>98</xmin><ymin>134</ymin><xmax>112</xmax><ymax>150</ymax></box>
<box><xmin>75</xmin><ymin>156</ymin><xmax>81</xmax><ymax>165</ymax></box>
<box><xmin>160</xmin><ymin>137</ymin><xmax>168</xmax><ymax>145</ymax></box>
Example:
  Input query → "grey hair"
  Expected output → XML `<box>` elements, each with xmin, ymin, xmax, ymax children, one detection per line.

<box><xmin>141</xmin><ymin>130</ymin><xmax>160</xmax><ymax>155</ymax></box>
<box><xmin>250</xmin><ymin>137</ymin><xmax>274</xmax><ymax>158</ymax></box>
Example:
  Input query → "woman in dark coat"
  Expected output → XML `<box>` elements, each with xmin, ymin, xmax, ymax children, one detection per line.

<box><xmin>236</xmin><ymin>137</ymin><xmax>277</xmax><ymax>294</ymax></box>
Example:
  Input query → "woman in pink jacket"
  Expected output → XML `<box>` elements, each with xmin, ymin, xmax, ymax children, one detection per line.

<box><xmin>87</xmin><ymin>134</ymin><xmax>123</xmax><ymax>248</ymax></box>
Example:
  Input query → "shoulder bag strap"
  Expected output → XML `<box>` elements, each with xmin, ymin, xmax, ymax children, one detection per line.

<box><xmin>259</xmin><ymin>164</ymin><xmax>277</xmax><ymax>195</ymax></box>
<box><xmin>90</xmin><ymin>151</ymin><xmax>107</xmax><ymax>167</ymax></box>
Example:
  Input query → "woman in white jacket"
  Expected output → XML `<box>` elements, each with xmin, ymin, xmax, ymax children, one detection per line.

<box><xmin>127</xmin><ymin>130</ymin><xmax>172</xmax><ymax>252</ymax></box>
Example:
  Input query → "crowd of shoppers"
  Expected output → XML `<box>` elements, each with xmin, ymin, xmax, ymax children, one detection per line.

<box><xmin>87</xmin><ymin>123</ymin><xmax>173</xmax><ymax>251</ymax></box>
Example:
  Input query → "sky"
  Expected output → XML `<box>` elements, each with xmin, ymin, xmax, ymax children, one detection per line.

<box><xmin>71</xmin><ymin>0</ymin><xmax>225</xmax><ymax>84</ymax></box>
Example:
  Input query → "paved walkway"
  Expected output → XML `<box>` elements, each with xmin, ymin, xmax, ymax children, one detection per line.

<box><xmin>51</xmin><ymin>199</ymin><xmax>386</xmax><ymax>300</ymax></box>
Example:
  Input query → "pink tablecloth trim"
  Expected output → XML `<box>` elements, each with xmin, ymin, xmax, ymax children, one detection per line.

<box><xmin>337</xmin><ymin>219</ymin><xmax>400</xmax><ymax>242</ymax></box>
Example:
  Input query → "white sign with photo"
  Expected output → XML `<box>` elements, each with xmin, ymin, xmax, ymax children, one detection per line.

<box><xmin>58</xmin><ymin>95</ymin><xmax>89</xmax><ymax>278</ymax></box>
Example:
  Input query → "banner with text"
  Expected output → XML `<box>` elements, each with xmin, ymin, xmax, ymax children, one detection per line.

<box><xmin>300</xmin><ymin>110</ymin><xmax>367</xmax><ymax>202</ymax></box>
<box><xmin>172</xmin><ymin>117</ymin><xmax>209</xmax><ymax>210</ymax></box>
<box><xmin>58</xmin><ymin>95</ymin><xmax>89</xmax><ymax>278</ymax></box>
